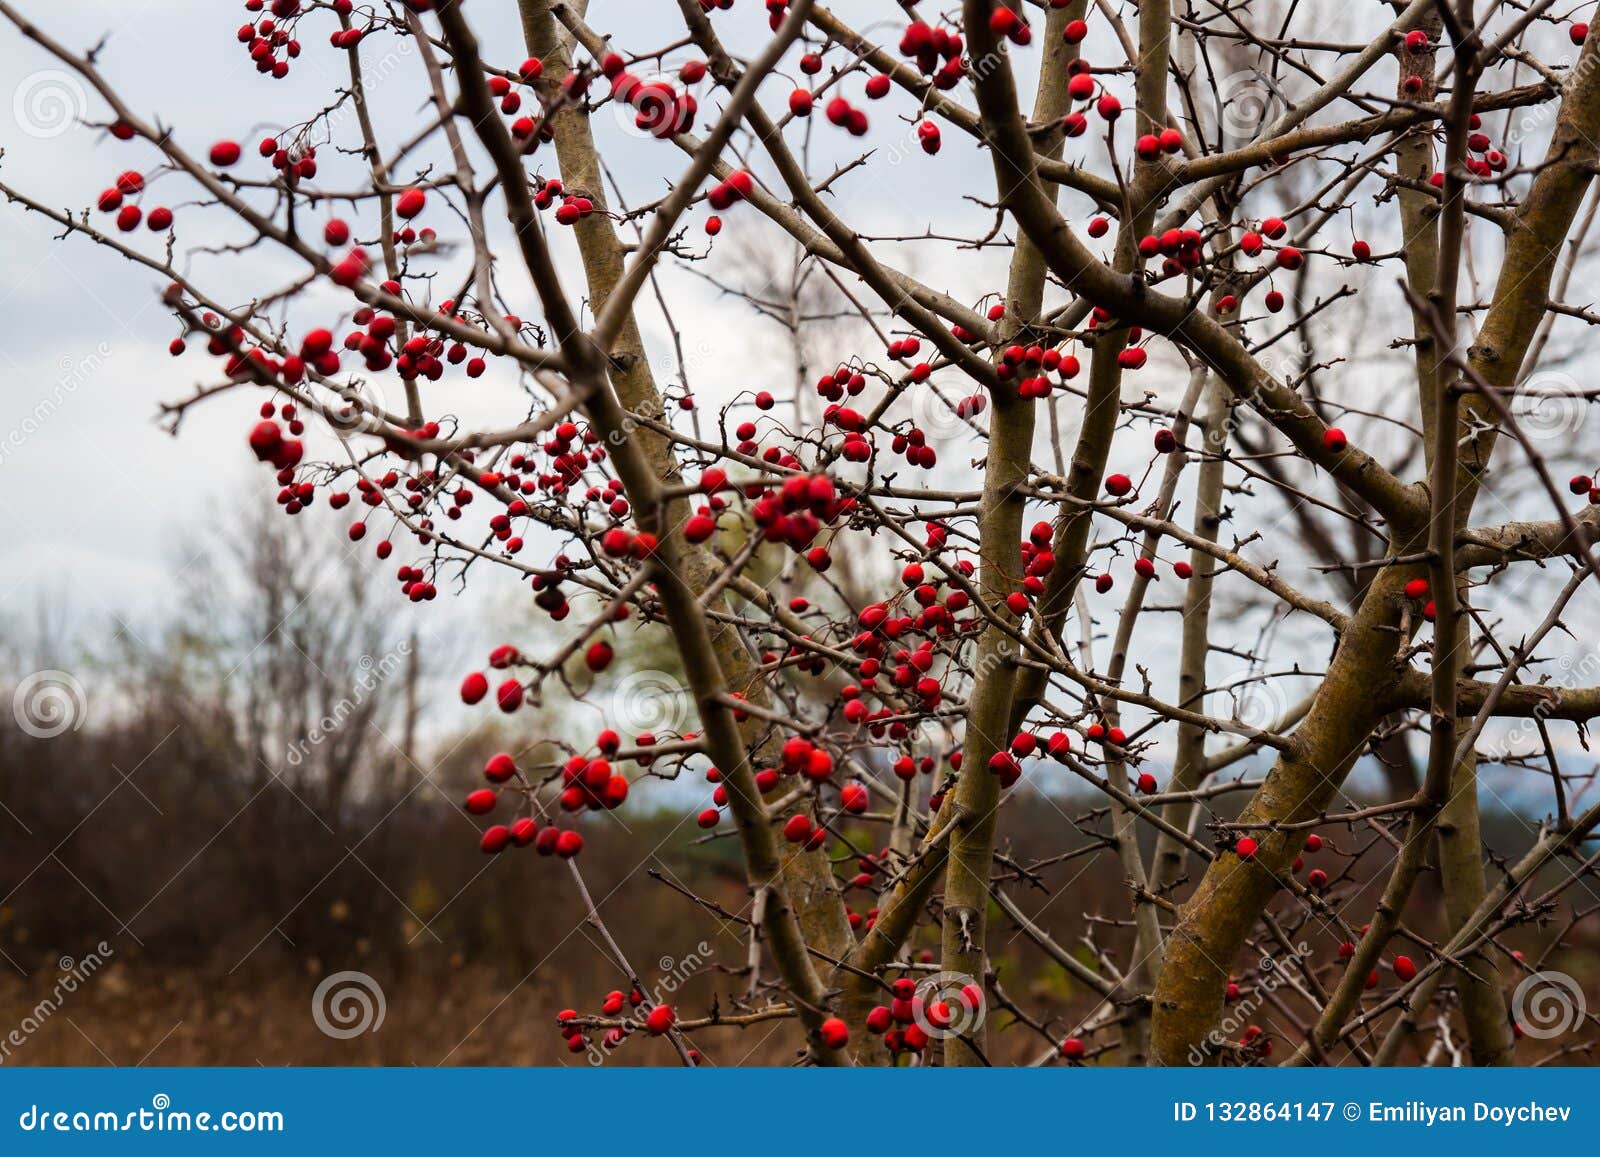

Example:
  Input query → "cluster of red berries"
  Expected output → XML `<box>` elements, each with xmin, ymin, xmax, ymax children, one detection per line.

<box><xmin>988</xmin><ymin>727</ymin><xmax>1079</xmax><ymax>789</ymax></box>
<box><xmin>556</xmin><ymin>995</ymin><xmax>692</xmax><ymax>1058</ymax></box>
<box><xmin>987</xmin><ymin>5</ymin><xmax>1033</xmax><ymax>45</ymax></box>
<box><xmin>1135</xmin><ymin>128</ymin><xmax>1186</xmax><ymax>160</ymax></box>
<box><xmin>235</xmin><ymin>0</ymin><xmax>312</xmax><ymax>80</ymax></box>
<box><xmin>486</xmin><ymin>59</ymin><xmax>552</xmax><ymax>153</ymax></box>
<box><xmin>518</xmin><ymin>420</ymin><xmax>607</xmax><ymax>501</ymax></box>
<box><xmin>996</xmin><ymin>520</ymin><xmax>1056</xmax><ymax>620</ymax></box>
<box><xmin>556</xmin><ymin>754</ymin><xmax>630</xmax><ymax>813</ymax></box>
<box><xmin>897</xmin><ymin>20</ymin><xmax>967</xmax><ymax>90</ymax></box>
<box><xmin>705</xmin><ymin>168</ymin><xmax>754</xmax><ymax>216</ymax></box>
<box><xmin>862</xmin><ymin>977</ymin><xmax>983</xmax><ymax>1054</ymax></box>
<box><xmin>745</xmin><ymin>472</ymin><xmax>849</xmax><ymax>558</ymax></box>
<box><xmin>94</xmin><ymin>169</ymin><xmax>172</xmax><ymax>234</ymax></box>
<box><xmin>460</xmin><ymin>669</ymin><xmax>522</xmax><ymax>713</ymax></box>
<box><xmin>247</xmin><ymin>414</ymin><xmax>303</xmax><ymax>475</ymax></box>
<box><xmin>257</xmin><ymin>133</ymin><xmax>319</xmax><ymax>181</ymax></box>
<box><xmin>607</xmin><ymin>55</ymin><xmax>699</xmax><ymax>140</ymax></box>
<box><xmin>695</xmin><ymin>734</ymin><xmax>839</xmax><ymax>831</ymax></box>
<box><xmin>822</xmin><ymin>94</ymin><xmax>871</xmax><ymax>136</ymax></box>
<box><xmin>462</xmin><ymin>748</ymin><xmax>594</xmax><ymax>858</ymax></box>
<box><xmin>530</xmin><ymin>177</ymin><xmax>594</xmax><ymax>226</ymax></box>
<box><xmin>888</xmin><ymin>425</ymin><xmax>939</xmax><ymax>470</ymax></box>
<box><xmin>999</xmin><ymin>341</ymin><xmax>1082</xmax><ymax>400</ymax></box>
<box><xmin>1061</xmin><ymin>60</ymin><xmax>1122</xmax><ymax>136</ymax></box>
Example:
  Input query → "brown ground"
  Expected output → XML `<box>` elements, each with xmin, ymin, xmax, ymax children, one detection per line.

<box><xmin>0</xmin><ymin>959</ymin><xmax>806</xmax><ymax>1067</ymax></box>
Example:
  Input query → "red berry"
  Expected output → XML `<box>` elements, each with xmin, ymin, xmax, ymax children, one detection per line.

<box><xmin>645</xmin><ymin>1005</ymin><xmax>675</xmax><ymax>1034</ymax></box>
<box><xmin>818</xmin><ymin>1016</ymin><xmax>849</xmax><ymax>1049</ymax></box>
<box><xmin>496</xmin><ymin>678</ymin><xmax>524</xmax><ymax>712</ymax></box>
<box><xmin>480</xmin><ymin>824</ymin><xmax>512</xmax><ymax>854</ymax></box>
<box><xmin>396</xmin><ymin>187</ymin><xmax>427</xmax><ymax>219</ymax></box>
<box><xmin>460</xmin><ymin>671</ymin><xmax>489</xmax><ymax>704</ymax></box>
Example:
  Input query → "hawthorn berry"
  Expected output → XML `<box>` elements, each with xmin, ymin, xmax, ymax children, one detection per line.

<box><xmin>460</xmin><ymin>671</ymin><xmax>489</xmax><ymax>704</ymax></box>
<box><xmin>644</xmin><ymin>1005</ymin><xmax>675</xmax><ymax>1034</ymax></box>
